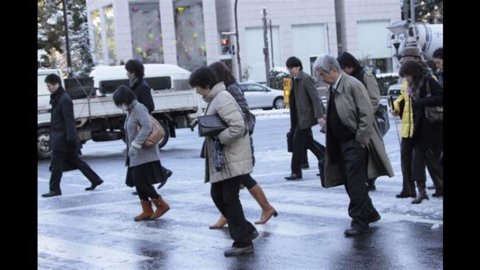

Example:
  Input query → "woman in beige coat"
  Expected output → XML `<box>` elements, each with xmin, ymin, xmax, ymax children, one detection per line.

<box><xmin>189</xmin><ymin>67</ymin><xmax>258</xmax><ymax>257</ymax></box>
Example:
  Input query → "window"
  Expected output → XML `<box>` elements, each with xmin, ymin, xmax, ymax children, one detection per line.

<box><xmin>90</xmin><ymin>9</ymin><xmax>103</xmax><ymax>64</ymax></box>
<box><xmin>129</xmin><ymin>2</ymin><xmax>165</xmax><ymax>63</ymax></box>
<box><xmin>173</xmin><ymin>0</ymin><xmax>206</xmax><ymax>71</ymax></box>
<box><xmin>103</xmin><ymin>5</ymin><xmax>117</xmax><ymax>65</ymax></box>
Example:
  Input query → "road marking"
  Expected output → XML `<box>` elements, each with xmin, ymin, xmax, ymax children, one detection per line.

<box><xmin>38</xmin><ymin>235</ymin><xmax>150</xmax><ymax>268</ymax></box>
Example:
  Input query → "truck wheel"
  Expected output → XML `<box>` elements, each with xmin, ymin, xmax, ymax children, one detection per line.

<box><xmin>157</xmin><ymin>121</ymin><xmax>169</xmax><ymax>149</ymax></box>
<box><xmin>38</xmin><ymin>128</ymin><xmax>52</xmax><ymax>159</ymax></box>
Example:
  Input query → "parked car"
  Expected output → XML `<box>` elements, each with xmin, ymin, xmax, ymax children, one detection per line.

<box><xmin>238</xmin><ymin>82</ymin><xmax>285</xmax><ymax>110</ymax></box>
<box><xmin>387</xmin><ymin>83</ymin><xmax>402</xmax><ymax>101</ymax></box>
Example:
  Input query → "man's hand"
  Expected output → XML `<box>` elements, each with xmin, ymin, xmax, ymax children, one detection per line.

<box><xmin>389</xmin><ymin>109</ymin><xmax>399</xmax><ymax>116</ymax></box>
<box><xmin>317</xmin><ymin>117</ymin><xmax>326</xmax><ymax>126</ymax></box>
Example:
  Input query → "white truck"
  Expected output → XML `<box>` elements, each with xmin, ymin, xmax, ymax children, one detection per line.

<box><xmin>387</xmin><ymin>20</ymin><xmax>443</xmax><ymax>67</ymax></box>
<box><xmin>37</xmin><ymin>64</ymin><xmax>201</xmax><ymax>159</ymax></box>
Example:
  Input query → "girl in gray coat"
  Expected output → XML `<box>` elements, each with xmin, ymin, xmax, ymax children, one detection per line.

<box><xmin>189</xmin><ymin>67</ymin><xmax>257</xmax><ymax>257</ymax></box>
<box><xmin>113</xmin><ymin>86</ymin><xmax>170</xmax><ymax>221</ymax></box>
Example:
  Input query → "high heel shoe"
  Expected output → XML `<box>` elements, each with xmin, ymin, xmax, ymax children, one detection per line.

<box><xmin>209</xmin><ymin>215</ymin><xmax>227</xmax><ymax>229</ymax></box>
<box><xmin>255</xmin><ymin>208</ymin><xmax>278</xmax><ymax>224</ymax></box>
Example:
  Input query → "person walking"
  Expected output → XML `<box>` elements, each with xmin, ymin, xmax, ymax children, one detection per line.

<box><xmin>207</xmin><ymin>62</ymin><xmax>277</xmax><ymax>228</ymax></box>
<box><xmin>189</xmin><ymin>66</ymin><xmax>257</xmax><ymax>257</ymax></box>
<box><xmin>313</xmin><ymin>55</ymin><xmax>394</xmax><ymax>236</ymax></box>
<box><xmin>113</xmin><ymin>85</ymin><xmax>170</xmax><ymax>221</ymax></box>
<box><xmin>390</xmin><ymin>47</ymin><xmax>443</xmax><ymax>198</ymax></box>
<box><xmin>398</xmin><ymin>60</ymin><xmax>443</xmax><ymax>204</ymax></box>
<box><xmin>41</xmin><ymin>74</ymin><xmax>104</xmax><ymax>197</ymax></box>
<box><xmin>337</xmin><ymin>51</ymin><xmax>384</xmax><ymax>191</ymax></box>
<box><xmin>124</xmin><ymin>59</ymin><xmax>172</xmax><ymax>191</ymax></box>
<box><xmin>284</xmin><ymin>56</ymin><xmax>326</xmax><ymax>181</ymax></box>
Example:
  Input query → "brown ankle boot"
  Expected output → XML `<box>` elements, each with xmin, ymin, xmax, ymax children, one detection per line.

<box><xmin>134</xmin><ymin>200</ymin><xmax>154</xmax><ymax>221</ymax></box>
<box><xmin>151</xmin><ymin>196</ymin><xmax>170</xmax><ymax>219</ymax></box>
<box><xmin>249</xmin><ymin>185</ymin><xmax>278</xmax><ymax>224</ymax></box>
<box><xmin>209</xmin><ymin>215</ymin><xmax>228</xmax><ymax>229</ymax></box>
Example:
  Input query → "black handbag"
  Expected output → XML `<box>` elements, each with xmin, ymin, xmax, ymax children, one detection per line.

<box><xmin>424</xmin><ymin>80</ymin><xmax>443</xmax><ymax>123</ymax></box>
<box><xmin>198</xmin><ymin>114</ymin><xmax>228</xmax><ymax>137</ymax></box>
<box><xmin>286</xmin><ymin>129</ymin><xmax>293</xmax><ymax>152</ymax></box>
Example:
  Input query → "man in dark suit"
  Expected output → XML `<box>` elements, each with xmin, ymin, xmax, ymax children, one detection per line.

<box><xmin>284</xmin><ymin>56</ymin><xmax>326</xmax><ymax>180</ymax></box>
<box><xmin>41</xmin><ymin>74</ymin><xmax>104</xmax><ymax>197</ymax></box>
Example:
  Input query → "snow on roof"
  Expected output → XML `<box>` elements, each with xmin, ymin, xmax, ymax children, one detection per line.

<box><xmin>89</xmin><ymin>64</ymin><xmax>191</xmax><ymax>86</ymax></box>
<box><xmin>375</xmin><ymin>72</ymin><xmax>399</xmax><ymax>78</ymax></box>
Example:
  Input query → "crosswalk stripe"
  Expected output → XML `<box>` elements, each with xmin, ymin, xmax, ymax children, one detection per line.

<box><xmin>38</xmin><ymin>235</ymin><xmax>150</xmax><ymax>268</ymax></box>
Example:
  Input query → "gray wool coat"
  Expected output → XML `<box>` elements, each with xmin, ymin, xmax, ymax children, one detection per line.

<box><xmin>202</xmin><ymin>82</ymin><xmax>253</xmax><ymax>183</ymax></box>
<box><xmin>124</xmin><ymin>100</ymin><xmax>161</xmax><ymax>167</ymax></box>
<box><xmin>323</xmin><ymin>73</ymin><xmax>394</xmax><ymax>188</ymax></box>
<box><xmin>290</xmin><ymin>71</ymin><xmax>326</xmax><ymax>129</ymax></box>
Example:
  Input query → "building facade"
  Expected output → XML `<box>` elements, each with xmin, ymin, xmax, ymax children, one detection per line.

<box><xmin>86</xmin><ymin>0</ymin><xmax>400</xmax><ymax>82</ymax></box>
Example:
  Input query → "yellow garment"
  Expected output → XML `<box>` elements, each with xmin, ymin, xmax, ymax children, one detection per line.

<box><xmin>393</xmin><ymin>80</ymin><xmax>414</xmax><ymax>138</ymax></box>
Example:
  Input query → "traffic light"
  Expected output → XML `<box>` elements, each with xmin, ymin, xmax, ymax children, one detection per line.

<box><xmin>221</xmin><ymin>37</ymin><xmax>230</xmax><ymax>54</ymax></box>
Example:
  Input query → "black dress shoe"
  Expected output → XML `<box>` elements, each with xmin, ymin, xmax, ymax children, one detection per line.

<box><xmin>250</xmin><ymin>230</ymin><xmax>259</xmax><ymax>240</ymax></box>
<box><xmin>41</xmin><ymin>191</ymin><xmax>62</xmax><ymax>197</ymax></box>
<box><xmin>432</xmin><ymin>191</ymin><xmax>443</xmax><ymax>197</ymax></box>
<box><xmin>224</xmin><ymin>245</ymin><xmax>254</xmax><ymax>257</ymax></box>
<box><xmin>344</xmin><ymin>226</ymin><xmax>369</xmax><ymax>237</ymax></box>
<box><xmin>395</xmin><ymin>192</ymin><xmax>416</xmax><ymax>198</ymax></box>
<box><xmin>367</xmin><ymin>211</ymin><xmax>381</xmax><ymax>223</ymax></box>
<box><xmin>132</xmin><ymin>191</ymin><xmax>138</xmax><ymax>195</ymax></box>
<box><xmin>157</xmin><ymin>169</ymin><xmax>173</xmax><ymax>189</ymax></box>
<box><xmin>285</xmin><ymin>173</ymin><xmax>302</xmax><ymax>180</ymax></box>
<box><xmin>85</xmin><ymin>180</ymin><xmax>103</xmax><ymax>191</ymax></box>
<box><xmin>427</xmin><ymin>185</ymin><xmax>435</xmax><ymax>190</ymax></box>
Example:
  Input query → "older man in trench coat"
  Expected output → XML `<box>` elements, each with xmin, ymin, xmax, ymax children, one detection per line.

<box><xmin>313</xmin><ymin>55</ymin><xmax>394</xmax><ymax>236</ymax></box>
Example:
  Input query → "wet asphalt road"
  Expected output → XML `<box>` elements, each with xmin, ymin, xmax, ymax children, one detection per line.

<box><xmin>38</xmin><ymin>114</ymin><xmax>443</xmax><ymax>269</ymax></box>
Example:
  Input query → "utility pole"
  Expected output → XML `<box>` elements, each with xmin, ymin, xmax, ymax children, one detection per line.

<box><xmin>262</xmin><ymin>8</ymin><xmax>270</xmax><ymax>86</ymax></box>
<box><xmin>269</xmin><ymin>19</ymin><xmax>274</xmax><ymax>68</ymax></box>
<box><xmin>62</xmin><ymin>0</ymin><xmax>72</xmax><ymax>77</ymax></box>
<box><xmin>410</xmin><ymin>0</ymin><xmax>416</xmax><ymax>23</ymax></box>
<box><xmin>234</xmin><ymin>0</ymin><xmax>242</xmax><ymax>81</ymax></box>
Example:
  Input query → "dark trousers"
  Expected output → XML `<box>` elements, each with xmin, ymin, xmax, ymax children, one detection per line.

<box><xmin>412</xmin><ymin>146</ymin><xmax>443</xmax><ymax>190</ymax></box>
<box><xmin>340</xmin><ymin>139</ymin><xmax>376</xmax><ymax>229</ymax></box>
<box><xmin>291</xmin><ymin>127</ymin><xmax>325</xmax><ymax>174</ymax></box>
<box><xmin>425</xmin><ymin>147</ymin><xmax>443</xmax><ymax>192</ymax></box>
<box><xmin>241</xmin><ymin>174</ymin><xmax>257</xmax><ymax>189</ymax></box>
<box><xmin>211</xmin><ymin>174</ymin><xmax>255</xmax><ymax>247</ymax></box>
<box><xmin>400</xmin><ymin>138</ymin><xmax>415</xmax><ymax>194</ymax></box>
<box><xmin>49</xmin><ymin>150</ymin><xmax>102</xmax><ymax>193</ymax></box>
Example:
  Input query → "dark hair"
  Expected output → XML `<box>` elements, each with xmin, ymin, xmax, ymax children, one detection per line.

<box><xmin>399</xmin><ymin>60</ymin><xmax>426</xmax><ymax>86</ymax></box>
<box><xmin>112</xmin><ymin>85</ymin><xmax>136</xmax><ymax>106</ymax></box>
<box><xmin>125</xmin><ymin>59</ymin><xmax>145</xmax><ymax>78</ymax></box>
<box><xmin>45</xmin><ymin>73</ymin><xmax>62</xmax><ymax>86</ymax></box>
<box><xmin>433</xmin><ymin>47</ymin><xmax>443</xmax><ymax>59</ymax></box>
<box><xmin>286</xmin><ymin>56</ymin><xmax>303</xmax><ymax>70</ymax></box>
<box><xmin>188</xmin><ymin>67</ymin><xmax>218</xmax><ymax>89</ymax></box>
<box><xmin>208</xmin><ymin>62</ymin><xmax>236</xmax><ymax>86</ymax></box>
<box><xmin>337</xmin><ymin>52</ymin><xmax>362</xmax><ymax>73</ymax></box>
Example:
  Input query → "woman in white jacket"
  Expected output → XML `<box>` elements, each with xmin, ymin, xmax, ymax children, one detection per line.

<box><xmin>189</xmin><ymin>67</ymin><xmax>257</xmax><ymax>257</ymax></box>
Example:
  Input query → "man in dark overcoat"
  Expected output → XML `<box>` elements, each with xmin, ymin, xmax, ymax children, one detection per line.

<box><xmin>41</xmin><ymin>74</ymin><xmax>104</xmax><ymax>197</ymax></box>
